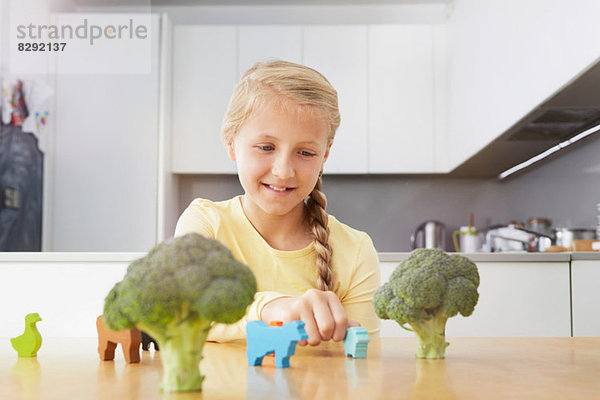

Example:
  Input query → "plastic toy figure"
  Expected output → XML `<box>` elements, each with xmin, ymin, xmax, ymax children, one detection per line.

<box><xmin>96</xmin><ymin>315</ymin><xmax>141</xmax><ymax>363</ymax></box>
<box><xmin>343</xmin><ymin>327</ymin><xmax>370</xmax><ymax>358</ymax></box>
<box><xmin>246</xmin><ymin>320</ymin><xmax>308</xmax><ymax>368</ymax></box>
<box><xmin>11</xmin><ymin>313</ymin><xmax>42</xmax><ymax>357</ymax></box>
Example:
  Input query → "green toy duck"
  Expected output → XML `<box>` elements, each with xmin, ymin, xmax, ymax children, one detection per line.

<box><xmin>11</xmin><ymin>313</ymin><xmax>43</xmax><ymax>357</ymax></box>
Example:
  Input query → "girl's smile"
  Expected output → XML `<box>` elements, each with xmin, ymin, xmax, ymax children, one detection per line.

<box><xmin>263</xmin><ymin>183</ymin><xmax>295</xmax><ymax>193</ymax></box>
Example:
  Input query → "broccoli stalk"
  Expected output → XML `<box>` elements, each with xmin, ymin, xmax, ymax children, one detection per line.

<box><xmin>103</xmin><ymin>233</ymin><xmax>257</xmax><ymax>392</ymax></box>
<box><xmin>373</xmin><ymin>248</ymin><xmax>479</xmax><ymax>359</ymax></box>
<box><xmin>406</xmin><ymin>315</ymin><xmax>449</xmax><ymax>359</ymax></box>
<box><xmin>143</xmin><ymin>319</ymin><xmax>212</xmax><ymax>392</ymax></box>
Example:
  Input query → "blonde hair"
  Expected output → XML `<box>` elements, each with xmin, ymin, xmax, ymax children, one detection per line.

<box><xmin>221</xmin><ymin>60</ymin><xmax>340</xmax><ymax>291</ymax></box>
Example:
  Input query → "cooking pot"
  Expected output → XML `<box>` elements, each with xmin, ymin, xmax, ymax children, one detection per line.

<box><xmin>553</xmin><ymin>228</ymin><xmax>597</xmax><ymax>248</ymax></box>
<box><xmin>410</xmin><ymin>221</ymin><xmax>446</xmax><ymax>250</ymax></box>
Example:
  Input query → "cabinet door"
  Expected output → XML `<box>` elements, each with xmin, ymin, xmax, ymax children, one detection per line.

<box><xmin>171</xmin><ymin>25</ymin><xmax>237</xmax><ymax>174</ymax></box>
<box><xmin>572</xmin><ymin>260</ymin><xmax>600</xmax><ymax>336</ymax></box>
<box><xmin>238</xmin><ymin>25</ymin><xmax>302</xmax><ymax>77</ymax></box>
<box><xmin>451</xmin><ymin>261</ymin><xmax>571</xmax><ymax>337</ymax></box>
<box><xmin>379</xmin><ymin>260</ymin><xmax>571</xmax><ymax>337</ymax></box>
<box><xmin>303</xmin><ymin>26</ymin><xmax>368</xmax><ymax>174</ymax></box>
<box><xmin>368</xmin><ymin>25</ymin><xmax>434</xmax><ymax>173</ymax></box>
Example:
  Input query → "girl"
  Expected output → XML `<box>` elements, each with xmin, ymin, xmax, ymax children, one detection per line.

<box><xmin>175</xmin><ymin>60</ymin><xmax>380</xmax><ymax>345</ymax></box>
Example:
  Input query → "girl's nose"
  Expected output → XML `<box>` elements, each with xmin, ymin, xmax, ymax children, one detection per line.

<box><xmin>271</xmin><ymin>153</ymin><xmax>295</xmax><ymax>179</ymax></box>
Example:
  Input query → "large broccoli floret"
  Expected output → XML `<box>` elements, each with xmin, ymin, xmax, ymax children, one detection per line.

<box><xmin>103</xmin><ymin>233</ymin><xmax>257</xmax><ymax>392</ymax></box>
<box><xmin>373</xmin><ymin>248</ymin><xmax>479</xmax><ymax>359</ymax></box>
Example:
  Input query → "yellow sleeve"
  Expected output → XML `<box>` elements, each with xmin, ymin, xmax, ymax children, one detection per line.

<box><xmin>341</xmin><ymin>233</ymin><xmax>381</xmax><ymax>335</ymax></box>
<box><xmin>207</xmin><ymin>291</ymin><xmax>291</xmax><ymax>342</ymax></box>
<box><xmin>174</xmin><ymin>199</ymin><xmax>216</xmax><ymax>238</ymax></box>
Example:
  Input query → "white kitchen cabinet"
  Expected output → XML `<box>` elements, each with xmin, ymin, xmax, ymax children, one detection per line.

<box><xmin>171</xmin><ymin>23</ymin><xmax>438</xmax><ymax>174</ymax></box>
<box><xmin>368</xmin><ymin>25</ymin><xmax>435</xmax><ymax>173</ymax></box>
<box><xmin>0</xmin><ymin>253</ymin><xmax>140</xmax><ymax>337</ymax></box>
<box><xmin>238</xmin><ymin>25</ymin><xmax>303</xmax><ymax>77</ymax></box>
<box><xmin>443</xmin><ymin>0</ymin><xmax>600</xmax><ymax>172</ymax></box>
<box><xmin>303</xmin><ymin>25</ymin><xmax>369</xmax><ymax>174</ymax></box>
<box><xmin>379</xmin><ymin>260</ymin><xmax>571</xmax><ymax>337</ymax></box>
<box><xmin>171</xmin><ymin>25</ymin><xmax>238</xmax><ymax>174</ymax></box>
<box><xmin>571</xmin><ymin>259</ymin><xmax>600</xmax><ymax>337</ymax></box>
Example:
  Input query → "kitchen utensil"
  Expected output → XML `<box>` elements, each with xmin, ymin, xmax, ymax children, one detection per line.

<box><xmin>553</xmin><ymin>228</ymin><xmax>597</xmax><ymax>248</ymax></box>
<box><xmin>571</xmin><ymin>239</ymin><xmax>600</xmax><ymax>251</ymax></box>
<box><xmin>483</xmin><ymin>224</ymin><xmax>548</xmax><ymax>252</ymax></box>
<box><xmin>453</xmin><ymin>226</ymin><xmax>481</xmax><ymax>252</ymax></box>
<box><xmin>544</xmin><ymin>245</ymin><xmax>570</xmax><ymax>252</ymax></box>
<box><xmin>410</xmin><ymin>221</ymin><xmax>446</xmax><ymax>250</ymax></box>
<box><xmin>452</xmin><ymin>213</ymin><xmax>481</xmax><ymax>252</ymax></box>
<box><xmin>526</xmin><ymin>218</ymin><xmax>552</xmax><ymax>236</ymax></box>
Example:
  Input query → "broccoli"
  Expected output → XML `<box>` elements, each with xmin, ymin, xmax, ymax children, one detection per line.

<box><xmin>373</xmin><ymin>248</ymin><xmax>479</xmax><ymax>359</ymax></box>
<box><xmin>103</xmin><ymin>233</ymin><xmax>257</xmax><ymax>392</ymax></box>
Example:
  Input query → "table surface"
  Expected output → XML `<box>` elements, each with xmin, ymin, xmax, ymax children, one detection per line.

<box><xmin>1</xmin><ymin>337</ymin><xmax>599</xmax><ymax>399</ymax></box>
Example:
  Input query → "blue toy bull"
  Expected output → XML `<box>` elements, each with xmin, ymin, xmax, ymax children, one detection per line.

<box><xmin>246</xmin><ymin>320</ymin><xmax>308</xmax><ymax>368</ymax></box>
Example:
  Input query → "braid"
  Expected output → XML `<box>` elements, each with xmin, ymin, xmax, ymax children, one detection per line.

<box><xmin>306</xmin><ymin>175</ymin><xmax>333</xmax><ymax>291</ymax></box>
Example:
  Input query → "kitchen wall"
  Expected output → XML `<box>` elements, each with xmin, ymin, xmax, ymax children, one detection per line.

<box><xmin>177</xmin><ymin>132</ymin><xmax>600</xmax><ymax>252</ymax></box>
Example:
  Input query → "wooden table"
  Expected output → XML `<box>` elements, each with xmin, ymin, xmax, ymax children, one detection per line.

<box><xmin>1</xmin><ymin>337</ymin><xmax>599</xmax><ymax>399</ymax></box>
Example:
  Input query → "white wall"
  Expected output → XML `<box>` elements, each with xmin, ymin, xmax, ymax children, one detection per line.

<box><xmin>443</xmin><ymin>0</ymin><xmax>600</xmax><ymax>172</ymax></box>
<box><xmin>0</xmin><ymin>0</ymin><xmax>4</xmax><ymax>72</ymax></box>
<box><xmin>51</xmin><ymin>15</ymin><xmax>161</xmax><ymax>251</ymax></box>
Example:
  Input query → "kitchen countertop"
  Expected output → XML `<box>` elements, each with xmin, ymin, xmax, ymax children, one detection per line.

<box><xmin>0</xmin><ymin>252</ymin><xmax>145</xmax><ymax>262</ymax></box>
<box><xmin>1</xmin><ymin>337</ymin><xmax>598</xmax><ymax>399</ymax></box>
<box><xmin>1</xmin><ymin>251</ymin><xmax>599</xmax><ymax>263</ymax></box>
<box><xmin>379</xmin><ymin>251</ymin><xmax>600</xmax><ymax>262</ymax></box>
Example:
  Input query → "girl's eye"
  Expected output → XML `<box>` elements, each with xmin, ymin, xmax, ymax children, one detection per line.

<box><xmin>300</xmin><ymin>151</ymin><xmax>316</xmax><ymax>157</ymax></box>
<box><xmin>258</xmin><ymin>145</ymin><xmax>274</xmax><ymax>151</ymax></box>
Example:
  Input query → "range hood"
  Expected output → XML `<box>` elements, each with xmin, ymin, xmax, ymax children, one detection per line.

<box><xmin>450</xmin><ymin>58</ymin><xmax>600</xmax><ymax>178</ymax></box>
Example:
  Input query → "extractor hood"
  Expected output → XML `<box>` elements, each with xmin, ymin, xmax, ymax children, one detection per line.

<box><xmin>450</xmin><ymin>58</ymin><xmax>600</xmax><ymax>178</ymax></box>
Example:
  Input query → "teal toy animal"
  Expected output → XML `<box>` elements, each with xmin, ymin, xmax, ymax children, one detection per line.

<box><xmin>11</xmin><ymin>313</ymin><xmax>42</xmax><ymax>357</ymax></box>
<box><xmin>343</xmin><ymin>327</ymin><xmax>370</xmax><ymax>358</ymax></box>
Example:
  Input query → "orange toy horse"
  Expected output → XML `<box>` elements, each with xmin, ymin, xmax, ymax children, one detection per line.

<box><xmin>96</xmin><ymin>315</ymin><xmax>142</xmax><ymax>363</ymax></box>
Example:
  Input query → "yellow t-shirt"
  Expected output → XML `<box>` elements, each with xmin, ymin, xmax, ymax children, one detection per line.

<box><xmin>174</xmin><ymin>196</ymin><xmax>381</xmax><ymax>341</ymax></box>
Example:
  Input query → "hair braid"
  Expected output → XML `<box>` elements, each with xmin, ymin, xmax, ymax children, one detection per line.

<box><xmin>306</xmin><ymin>175</ymin><xmax>333</xmax><ymax>291</ymax></box>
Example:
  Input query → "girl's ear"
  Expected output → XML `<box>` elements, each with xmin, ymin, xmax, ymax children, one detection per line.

<box><xmin>322</xmin><ymin>140</ymin><xmax>333</xmax><ymax>164</ymax></box>
<box><xmin>226</xmin><ymin>140</ymin><xmax>236</xmax><ymax>161</ymax></box>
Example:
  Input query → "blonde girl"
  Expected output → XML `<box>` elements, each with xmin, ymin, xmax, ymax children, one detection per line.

<box><xmin>175</xmin><ymin>60</ymin><xmax>380</xmax><ymax>345</ymax></box>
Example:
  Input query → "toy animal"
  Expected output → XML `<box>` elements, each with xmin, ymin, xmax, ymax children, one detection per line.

<box><xmin>246</xmin><ymin>320</ymin><xmax>308</xmax><ymax>368</ymax></box>
<box><xmin>343</xmin><ymin>327</ymin><xmax>370</xmax><ymax>358</ymax></box>
<box><xmin>96</xmin><ymin>315</ymin><xmax>142</xmax><ymax>363</ymax></box>
<box><xmin>11</xmin><ymin>313</ymin><xmax>42</xmax><ymax>357</ymax></box>
<box><xmin>141</xmin><ymin>331</ymin><xmax>160</xmax><ymax>351</ymax></box>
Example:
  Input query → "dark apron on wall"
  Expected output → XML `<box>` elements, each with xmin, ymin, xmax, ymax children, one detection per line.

<box><xmin>0</xmin><ymin>123</ymin><xmax>44</xmax><ymax>251</ymax></box>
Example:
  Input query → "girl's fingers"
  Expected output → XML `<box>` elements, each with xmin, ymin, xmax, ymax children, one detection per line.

<box><xmin>327</xmin><ymin>293</ymin><xmax>349</xmax><ymax>342</ymax></box>
<box><xmin>312</xmin><ymin>295</ymin><xmax>336</xmax><ymax>342</ymax></box>
<box><xmin>286</xmin><ymin>289</ymin><xmax>355</xmax><ymax>345</ymax></box>
<box><xmin>298</xmin><ymin>298</ymin><xmax>321</xmax><ymax>346</ymax></box>
<box><xmin>348</xmin><ymin>320</ymin><xmax>361</xmax><ymax>328</ymax></box>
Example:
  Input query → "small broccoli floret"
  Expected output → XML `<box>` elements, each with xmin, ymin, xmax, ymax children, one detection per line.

<box><xmin>103</xmin><ymin>233</ymin><xmax>257</xmax><ymax>392</ymax></box>
<box><xmin>373</xmin><ymin>248</ymin><xmax>479</xmax><ymax>359</ymax></box>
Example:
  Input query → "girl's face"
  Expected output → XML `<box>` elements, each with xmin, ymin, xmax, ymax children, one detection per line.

<box><xmin>227</xmin><ymin>101</ymin><xmax>332</xmax><ymax>220</ymax></box>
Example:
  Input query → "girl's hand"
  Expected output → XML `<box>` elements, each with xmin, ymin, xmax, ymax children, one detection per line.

<box><xmin>260</xmin><ymin>289</ymin><xmax>361</xmax><ymax>346</ymax></box>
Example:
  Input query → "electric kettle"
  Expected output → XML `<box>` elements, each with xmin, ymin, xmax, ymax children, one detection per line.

<box><xmin>410</xmin><ymin>221</ymin><xmax>446</xmax><ymax>250</ymax></box>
